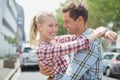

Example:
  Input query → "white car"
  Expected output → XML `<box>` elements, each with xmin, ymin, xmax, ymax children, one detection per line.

<box><xmin>103</xmin><ymin>52</ymin><xmax>120</xmax><ymax>77</ymax></box>
<box><xmin>19</xmin><ymin>47</ymin><xmax>38</xmax><ymax>70</ymax></box>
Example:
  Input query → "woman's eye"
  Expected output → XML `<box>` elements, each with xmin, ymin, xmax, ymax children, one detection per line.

<box><xmin>55</xmin><ymin>24</ymin><xmax>58</xmax><ymax>27</ymax></box>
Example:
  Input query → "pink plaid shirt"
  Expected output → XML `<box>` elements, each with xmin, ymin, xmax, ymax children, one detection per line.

<box><xmin>36</xmin><ymin>35</ymin><xmax>89</xmax><ymax>75</ymax></box>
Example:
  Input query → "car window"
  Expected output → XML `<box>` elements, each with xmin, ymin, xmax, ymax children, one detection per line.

<box><xmin>104</xmin><ymin>54</ymin><xmax>114</xmax><ymax>60</ymax></box>
<box><xmin>23</xmin><ymin>47</ymin><xmax>32</xmax><ymax>53</ymax></box>
<box><xmin>116</xmin><ymin>55</ymin><xmax>120</xmax><ymax>61</ymax></box>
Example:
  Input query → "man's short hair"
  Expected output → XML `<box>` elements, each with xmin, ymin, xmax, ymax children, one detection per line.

<box><xmin>62</xmin><ymin>2</ymin><xmax>88</xmax><ymax>23</ymax></box>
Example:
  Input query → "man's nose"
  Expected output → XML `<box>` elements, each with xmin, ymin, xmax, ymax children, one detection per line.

<box><xmin>63</xmin><ymin>23</ymin><xmax>67</xmax><ymax>28</ymax></box>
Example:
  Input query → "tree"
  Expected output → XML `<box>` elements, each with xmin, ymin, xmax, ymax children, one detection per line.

<box><xmin>56</xmin><ymin>0</ymin><xmax>73</xmax><ymax>35</ymax></box>
<box><xmin>56</xmin><ymin>0</ymin><xmax>120</xmax><ymax>35</ymax></box>
<box><xmin>56</xmin><ymin>9</ymin><xmax>67</xmax><ymax>35</ymax></box>
<box><xmin>56</xmin><ymin>0</ymin><xmax>86</xmax><ymax>35</ymax></box>
<box><xmin>86</xmin><ymin>0</ymin><xmax>120</xmax><ymax>31</ymax></box>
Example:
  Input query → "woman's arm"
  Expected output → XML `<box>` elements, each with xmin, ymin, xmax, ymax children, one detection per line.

<box><xmin>54</xmin><ymin>35</ymin><xmax>77</xmax><ymax>43</ymax></box>
<box><xmin>36</xmin><ymin>36</ymin><xmax>89</xmax><ymax>59</ymax></box>
<box><xmin>36</xmin><ymin>27</ymin><xmax>109</xmax><ymax>59</ymax></box>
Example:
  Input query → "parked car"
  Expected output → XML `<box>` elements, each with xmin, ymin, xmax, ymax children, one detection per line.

<box><xmin>103</xmin><ymin>52</ymin><xmax>120</xmax><ymax>77</ymax></box>
<box><xmin>19</xmin><ymin>47</ymin><xmax>38</xmax><ymax>70</ymax></box>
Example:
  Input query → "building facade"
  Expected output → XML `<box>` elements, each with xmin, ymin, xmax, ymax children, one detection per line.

<box><xmin>16</xmin><ymin>3</ymin><xmax>25</xmax><ymax>52</ymax></box>
<box><xmin>0</xmin><ymin>0</ymin><xmax>25</xmax><ymax>57</ymax></box>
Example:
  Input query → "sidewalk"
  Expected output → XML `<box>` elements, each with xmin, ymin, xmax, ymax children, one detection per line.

<box><xmin>0</xmin><ymin>58</ymin><xmax>20</xmax><ymax>80</ymax></box>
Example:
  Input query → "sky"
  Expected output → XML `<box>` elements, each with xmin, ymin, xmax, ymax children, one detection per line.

<box><xmin>16</xmin><ymin>0</ymin><xmax>66</xmax><ymax>41</ymax></box>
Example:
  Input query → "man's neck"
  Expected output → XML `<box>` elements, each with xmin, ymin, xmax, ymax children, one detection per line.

<box><xmin>76</xmin><ymin>25</ymin><xmax>87</xmax><ymax>37</ymax></box>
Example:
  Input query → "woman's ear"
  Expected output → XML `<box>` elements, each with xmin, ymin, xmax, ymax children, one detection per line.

<box><xmin>37</xmin><ymin>24</ymin><xmax>42</xmax><ymax>31</ymax></box>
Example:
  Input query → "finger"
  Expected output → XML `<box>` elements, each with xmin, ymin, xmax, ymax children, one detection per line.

<box><xmin>111</xmin><ymin>32</ymin><xmax>117</xmax><ymax>41</ymax></box>
<box><xmin>106</xmin><ymin>33</ymin><xmax>114</xmax><ymax>41</ymax></box>
<box><xmin>42</xmin><ymin>66</ymin><xmax>54</xmax><ymax>74</ymax></box>
<box><xmin>109</xmin><ymin>33</ymin><xmax>117</xmax><ymax>42</ymax></box>
<box><xmin>110</xmin><ymin>31</ymin><xmax>117</xmax><ymax>39</ymax></box>
<box><xmin>109</xmin><ymin>34</ymin><xmax>116</xmax><ymax>42</ymax></box>
<box><xmin>40</xmin><ymin>65</ymin><xmax>49</xmax><ymax>70</ymax></box>
<box><xmin>47</xmin><ymin>70</ymin><xmax>54</xmax><ymax>76</ymax></box>
<box><xmin>43</xmin><ymin>69</ymin><xmax>54</xmax><ymax>76</ymax></box>
<box><xmin>44</xmin><ymin>67</ymin><xmax>53</xmax><ymax>72</ymax></box>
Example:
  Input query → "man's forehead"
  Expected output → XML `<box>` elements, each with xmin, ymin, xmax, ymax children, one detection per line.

<box><xmin>63</xmin><ymin>12</ymin><xmax>69</xmax><ymax>16</ymax></box>
<box><xmin>63</xmin><ymin>18</ymin><xmax>71</xmax><ymax>21</ymax></box>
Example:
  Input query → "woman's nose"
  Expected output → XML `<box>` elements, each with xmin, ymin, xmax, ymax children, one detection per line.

<box><xmin>53</xmin><ymin>26</ymin><xmax>58</xmax><ymax>32</ymax></box>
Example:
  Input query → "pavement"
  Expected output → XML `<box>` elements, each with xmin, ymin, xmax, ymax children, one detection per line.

<box><xmin>0</xmin><ymin>58</ymin><xmax>20</xmax><ymax>80</ymax></box>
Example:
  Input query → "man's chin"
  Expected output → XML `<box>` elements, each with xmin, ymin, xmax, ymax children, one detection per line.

<box><xmin>67</xmin><ymin>32</ymin><xmax>73</xmax><ymax>35</ymax></box>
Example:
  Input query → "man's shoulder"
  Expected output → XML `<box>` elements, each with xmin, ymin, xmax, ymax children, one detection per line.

<box><xmin>91</xmin><ymin>39</ymin><xmax>101</xmax><ymax>46</ymax></box>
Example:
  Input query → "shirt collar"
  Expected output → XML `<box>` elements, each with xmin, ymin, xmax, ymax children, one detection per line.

<box><xmin>81</xmin><ymin>28</ymin><xmax>92</xmax><ymax>36</ymax></box>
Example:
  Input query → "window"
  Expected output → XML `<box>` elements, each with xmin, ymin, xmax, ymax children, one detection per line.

<box><xmin>23</xmin><ymin>47</ymin><xmax>32</xmax><ymax>53</ymax></box>
<box><xmin>116</xmin><ymin>55</ymin><xmax>120</xmax><ymax>61</ymax></box>
<box><xmin>104</xmin><ymin>54</ymin><xmax>114</xmax><ymax>60</ymax></box>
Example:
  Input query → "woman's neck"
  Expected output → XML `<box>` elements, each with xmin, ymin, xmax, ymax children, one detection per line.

<box><xmin>39</xmin><ymin>37</ymin><xmax>51</xmax><ymax>43</ymax></box>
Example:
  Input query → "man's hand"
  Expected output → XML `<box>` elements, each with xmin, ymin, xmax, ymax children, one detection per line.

<box><xmin>104</xmin><ymin>31</ymin><xmax>117</xmax><ymax>42</ymax></box>
<box><xmin>39</xmin><ymin>65</ymin><xmax>54</xmax><ymax>76</ymax></box>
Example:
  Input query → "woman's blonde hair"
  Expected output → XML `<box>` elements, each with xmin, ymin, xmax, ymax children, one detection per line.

<box><xmin>29</xmin><ymin>11</ymin><xmax>55</xmax><ymax>49</ymax></box>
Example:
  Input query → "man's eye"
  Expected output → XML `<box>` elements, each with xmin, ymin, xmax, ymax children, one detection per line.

<box><xmin>65</xmin><ymin>21</ymin><xmax>68</xmax><ymax>23</ymax></box>
<box><xmin>49</xmin><ymin>25</ymin><xmax>53</xmax><ymax>27</ymax></box>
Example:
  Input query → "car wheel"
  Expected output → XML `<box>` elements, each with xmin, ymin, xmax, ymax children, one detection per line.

<box><xmin>106</xmin><ymin>68</ymin><xmax>111</xmax><ymax>77</ymax></box>
<box><xmin>21</xmin><ymin>65</ymin><xmax>26</xmax><ymax>71</ymax></box>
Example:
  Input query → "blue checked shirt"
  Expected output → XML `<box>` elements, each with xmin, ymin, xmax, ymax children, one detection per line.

<box><xmin>61</xmin><ymin>28</ymin><xmax>103</xmax><ymax>80</ymax></box>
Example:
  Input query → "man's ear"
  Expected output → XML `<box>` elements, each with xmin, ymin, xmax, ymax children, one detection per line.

<box><xmin>77</xmin><ymin>16</ymin><xmax>83</xmax><ymax>23</ymax></box>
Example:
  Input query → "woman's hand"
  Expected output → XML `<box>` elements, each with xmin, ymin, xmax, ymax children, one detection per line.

<box><xmin>93</xmin><ymin>27</ymin><xmax>107</xmax><ymax>37</ymax></box>
<box><xmin>104</xmin><ymin>31</ymin><xmax>117</xmax><ymax>42</ymax></box>
<box><xmin>88</xmin><ymin>27</ymin><xmax>107</xmax><ymax>42</ymax></box>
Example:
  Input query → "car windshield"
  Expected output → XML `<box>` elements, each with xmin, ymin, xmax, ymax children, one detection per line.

<box><xmin>23</xmin><ymin>47</ymin><xmax>32</xmax><ymax>53</ymax></box>
<box><xmin>104</xmin><ymin>54</ymin><xmax>114</xmax><ymax>60</ymax></box>
<box><xmin>116</xmin><ymin>55</ymin><xmax>120</xmax><ymax>61</ymax></box>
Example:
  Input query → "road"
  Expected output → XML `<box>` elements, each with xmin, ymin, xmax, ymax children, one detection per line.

<box><xmin>17</xmin><ymin>68</ymin><xmax>120</xmax><ymax>80</ymax></box>
<box><xmin>103</xmin><ymin>76</ymin><xmax>120</xmax><ymax>80</ymax></box>
<box><xmin>17</xmin><ymin>66</ymin><xmax>48</xmax><ymax>80</ymax></box>
<box><xmin>17</xmin><ymin>71</ymin><xmax>48</xmax><ymax>80</ymax></box>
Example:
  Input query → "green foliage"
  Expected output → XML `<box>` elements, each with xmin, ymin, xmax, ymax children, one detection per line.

<box><xmin>56</xmin><ymin>0</ymin><xmax>120</xmax><ymax>35</ymax></box>
<box><xmin>86</xmin><ymin>0</ymin><xmax>120</xmax><ymax>31</ymax></box>
<box><xmin>6</xmin><ymin>36</ymin><xmax>18</xmax><ymax>44</ymax></box>
<box><xmin>56</xmin><ymin>3</ymin><xmax>68</xmax><ymax>35</ymax></box>
<box><xmin>0</xmin><ymin>56</ymin><xmax>5</xmax><ymax>59</ymax></box>
<box><xmin>56</xmin><ymin>0</ymin><xmax>81</xmax><ymax>35</ymax></box>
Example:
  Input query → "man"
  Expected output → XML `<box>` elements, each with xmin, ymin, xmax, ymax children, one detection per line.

<box><xmin>39</xmin><ymin>2</ymin><xmax>117</xmax><ymax>80</ymax></box>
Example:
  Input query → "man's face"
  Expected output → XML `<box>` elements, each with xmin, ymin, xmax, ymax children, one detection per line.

<box><xmin>63</xmin><ymin>12</ymin><xmax>81</xmax><ymax>35</ymax></box>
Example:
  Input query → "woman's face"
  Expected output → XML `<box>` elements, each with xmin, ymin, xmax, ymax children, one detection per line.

<box><xmin>39</xmin><ymin>16</ymin><xmax>58</xmax><ymax>42</ymax></box>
